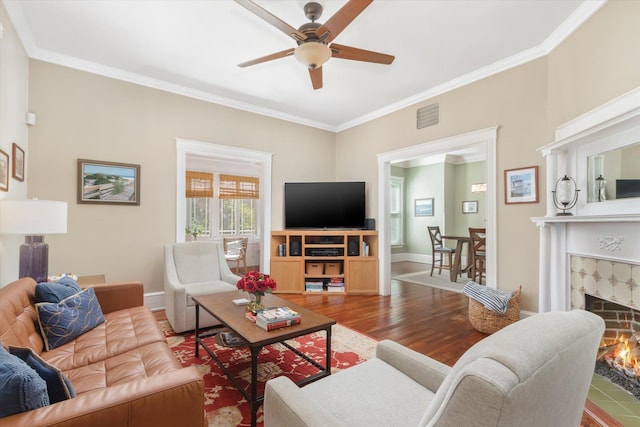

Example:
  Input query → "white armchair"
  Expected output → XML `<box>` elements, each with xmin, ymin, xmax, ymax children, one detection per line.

<box><xmin>264</xmin><ymin>310</ymin><xmax>604</xmax><ymax>427</ymax></box>
<box><xmin>164</xmin><ymin>241</ymin><xmax>239</xmax><ymax>333</ymax></box>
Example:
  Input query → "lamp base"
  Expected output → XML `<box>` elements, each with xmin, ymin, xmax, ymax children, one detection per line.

<box><xmin>556</xmin><ymin>212</ymin><xmax>574</xmax><ymax>216</ymax></box>
<box><xmin>19</xmin><ymin>235</ymin><xmax>49</xmax><ymax>283</ymax></box>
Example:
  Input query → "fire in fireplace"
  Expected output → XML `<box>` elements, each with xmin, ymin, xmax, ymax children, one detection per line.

<box><xmin>586</xmin><ymin>294</ymin><xmax>640</xmax><ymax>398</ymax></box>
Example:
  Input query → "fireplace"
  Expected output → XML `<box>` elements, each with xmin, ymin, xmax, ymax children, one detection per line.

<box><xmin>574</xmin><ymin>256</ymin><xmax>640</xmax><ymax>399</ymax></box>
<box><xmin>585</xmin><ymin>293</ymin><xmax>640</xmax><ymax>399</ymax></box>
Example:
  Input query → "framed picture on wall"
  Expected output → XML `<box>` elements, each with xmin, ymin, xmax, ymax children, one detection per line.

<box><xmin>0</xmin><ymin>149</ymin><xmax>8</xmax><ymax>191</ymax></box>
<box><xmin>12</xmin><ymin>143</ymin><xmax>25</xmax><ymax>182</ymax></box>
<box><xmin>504</xmin><ymin>166</ymin><xmax>538</xmax><ymax>204</ymax></box>
<box><xmin>462</xmin><ymin>200</ymin><xmax>478</xmax><ymax>214</ymax></box>
<box><xmin>77</xmin><ymin>159</ymin><xmax>141</xmax><ymax>205</ymax></box>
<box><xmin>415</xmin><ymin>198</ymin><xmax>434</xmax><ymax>216</ymax></box>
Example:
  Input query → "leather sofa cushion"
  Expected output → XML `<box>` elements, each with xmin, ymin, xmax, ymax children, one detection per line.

<box><xmin>64</xmin><ymin>341</ymin><xmax>182</xmax><ymax>395</ymax></box>
<box><xmin>42</xmin><ymin>306</ymin><xmax>166</xmax><ymax>372</ymax></box>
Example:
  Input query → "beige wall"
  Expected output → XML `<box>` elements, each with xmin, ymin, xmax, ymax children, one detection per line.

<box><xmin>12</xmin><ymin>1</ymin><xmax>640</xmax><ymax>312</ymax></box>
<box><xmin>337</xmin><ymin>58</ymin><xmax>549</xmax><ymax>311</ymax></box>
<box><xmin>0</xmin><ymin>4</ymin><xmax>30</xmax><ymax>285</ymax></box>
<box><xmin>27</xmin><ymin>61</ymin><xmax>336</xmax><ymax>291</ymax></box>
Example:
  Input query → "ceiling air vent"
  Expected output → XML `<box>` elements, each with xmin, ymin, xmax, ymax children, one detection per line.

<box><xmin>417</xmin><ymin>103</ymin><xmax>439</xmax><ymax>129</ymax></box>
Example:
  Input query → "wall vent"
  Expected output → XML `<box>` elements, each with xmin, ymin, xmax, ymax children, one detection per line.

<box><xmin>417</xmin><ymin>103</ymin><xmax>439</xmax><ymax>129</ymax></box>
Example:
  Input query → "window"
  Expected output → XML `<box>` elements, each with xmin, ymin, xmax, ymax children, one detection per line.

<box><xmin>218</xmin><ymin>174</ymin><xmax>259</xmax><ymax>236</ymax></box>
<box><xmin>185</xmin><ymin>171</ymin><xmax>259</xmax><ymax>238</ymax></box>
<box><xmin>185</xmin><ymin>171</ymin><xmax>213</xmax><ymax>238</ymax></box>
<box><xmin>390</xmin><ymin>176</ymin><xmax>404</xmax><ymax>246</ymax></box>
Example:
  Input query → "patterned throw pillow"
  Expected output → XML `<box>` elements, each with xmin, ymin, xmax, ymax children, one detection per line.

<box><xmin>0</xmin><ymin>344</ymin><xmax>49</xmax><ymax>418</ymax></box>
<box><xmin>36</xmin><ymin>287</ymin><xmax>105</xmax><ymax>351</ymax></box>
<box><xmin>35</xmin><ymin>277</ymin><xmax>82</xmax><ymax>303</ymax></box>
<box><xmin>9</xmin><ymin>346</ymin><xmax>76</xmax><ymax>404</ymax></box>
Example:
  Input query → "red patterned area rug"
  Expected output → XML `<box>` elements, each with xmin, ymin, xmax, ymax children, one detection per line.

<box><xmin>159</xmin><ymin>321</ymin><xmax>377</xmax><ymax>427</ymax></box>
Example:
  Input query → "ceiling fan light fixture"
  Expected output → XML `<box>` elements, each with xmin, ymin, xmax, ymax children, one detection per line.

<box><xmin>294</xmin><ymin>42</ymin><xmax>331</xmax><ymax>70</ymax></box>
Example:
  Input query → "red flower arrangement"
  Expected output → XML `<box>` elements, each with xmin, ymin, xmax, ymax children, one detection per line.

<box><xmin>236</xmin><ymin>271</ymin><xmax>277</xmax><ymax>296</ymax></box>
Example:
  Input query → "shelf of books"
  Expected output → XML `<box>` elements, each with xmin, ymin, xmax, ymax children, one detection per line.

<box><xmin>270</xmin><ymin>230</ymin><xmax>378</xmax><ymax>295</ymax></box>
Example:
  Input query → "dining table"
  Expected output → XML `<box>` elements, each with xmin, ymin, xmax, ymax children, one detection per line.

<box><xmin>441</xmin><ymin>235</ymin><xmax>472</xmax><ymax>282</ymax></box>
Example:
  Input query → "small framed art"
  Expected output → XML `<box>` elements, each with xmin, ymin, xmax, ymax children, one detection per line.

<box><xmin>504</xmin><ymin>166</ymin><xmax>538</xmax><ymax>204</ymax></box>
<box><xmin>0</xmin><ymin>149</ymin><xmax>9</xmax><ymax>191</ymax></box>
<box><xmin>12</xmin><ymin>143</ymin><xmax>25</xmax><ymax>182</ymax></box>
<box><xmin>462</xmin><ymin>200</ymin><xmax>478</xmax><ymax>214</ymax></box>
<box><xmin>415</xmin><ymin>198</ymin><xmax>434</xmax><ymax>216</ymax></box>
<box><xmin>78</xmin><ymin>159</ymin><xmax>141</xmax><ymax>205</ymax></box>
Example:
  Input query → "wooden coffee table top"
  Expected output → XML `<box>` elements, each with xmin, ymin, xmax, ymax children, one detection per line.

<box><xmin>192</xmin><ymin>291</ymin><xmax>336</xmax><ymax>347</ymax></box>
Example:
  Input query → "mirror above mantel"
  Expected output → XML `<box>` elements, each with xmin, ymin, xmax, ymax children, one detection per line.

<box><xmin>587</xmin><ymin>142</ymin><xmax>640</xmax><ymax>203</ymax></box>
<box><xmin>538</xmin><ymin>86</ymin><xmax>640</xmax><ymax>219</ymax></box>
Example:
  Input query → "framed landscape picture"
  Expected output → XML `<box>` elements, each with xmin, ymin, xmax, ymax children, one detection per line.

<box><xmin>415</xmin><ymin>198</ymin><xmax>434</xmax><ymax>216</ymax></box>
<box><xmin>0</xmin><ymin>149</ymin><xmax>8</xmax><ymax>191</ymax></box>
<box><xmin>462</xmin><ymin>200</ymin><xmax>478</xmax><ymax>214</ymax></box>
<box><xmin>504</xmin><ymin>166</ymin><xmax>538</xmax><ymax>204</ymax></box>
<box><xmin>12</xmin><ymin>143</ymin><xmax>24</xmax><ymax>182</ymax></box>
<box><xmin>77</xmin><ymin>159</ymin><xmax>140</xmax><ymax>205</ymax></box>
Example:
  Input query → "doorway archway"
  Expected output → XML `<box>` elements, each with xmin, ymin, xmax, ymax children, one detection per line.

<box><xmin>377</xmin><ymin>127</ymin><xmax>498</xmax><ymax>295</ymax></box>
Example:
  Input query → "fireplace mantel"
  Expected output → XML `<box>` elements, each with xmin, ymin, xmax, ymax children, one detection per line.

<box><xmin>535</xmin><ymin>87</ymin><xmax>640</xmax><ymax>312</ymax></box>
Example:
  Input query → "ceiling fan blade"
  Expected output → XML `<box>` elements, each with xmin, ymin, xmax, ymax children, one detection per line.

<box><xmin>309</xmin><ymin>67</ymin><xmax>323</xmax><ymax>90</ymax></box>
<box><xmin>330</xmin><ymin>43</ymin><xmax>394</xmax><ymax>64</ymax></box>
<box><xmin>234</xmin><ymin>0</ymin><xmax>306</xmax><ymax>42</ymax></box>
<box><xmin>315</xmin><ymin>0</ymin><xmax>373</xmax><ymax>43</ymax></box>
<box><xmin>238</xmin><ymin>48</ymin><xmax>295</xmax><ymax>68</ymax></box>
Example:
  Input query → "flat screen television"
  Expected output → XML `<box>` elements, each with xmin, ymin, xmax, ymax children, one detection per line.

<box><xmin>616</xmin><ymin>179</ymin><xmax>640</xmax><ymax>199</ymax></box>
<box><xmin>284</xmin><ymin>182</ymin><xmax>366</xmax><ymax>229</ymax></box>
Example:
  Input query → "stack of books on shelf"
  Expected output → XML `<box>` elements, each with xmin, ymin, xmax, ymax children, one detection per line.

<box><xmin>305</xmin><ymin>281</ymin><xmax>324</xmax><ymax>292</ymax></box>
<box><xmin>253</xmin><ymin>307</ymin><xmax>302</xmax><ymax>331</ymax></box>
<box><xmin>327</xmin><ymin>277</ymin><xmax>345</xmax><ymax>292</ymax></box>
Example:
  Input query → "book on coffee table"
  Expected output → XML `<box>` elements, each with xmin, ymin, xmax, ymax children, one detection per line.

<box><xmin>254</xmin><ymin>306</ymin><xmax>302</xmax><ymax>331</ymax></box>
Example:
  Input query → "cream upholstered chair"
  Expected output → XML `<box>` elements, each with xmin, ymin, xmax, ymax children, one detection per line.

<box><xmin>264</xmin><ymin>310</ymin><xmax>604</xmax><ymax>427</ymax></box>
<box><xmin>164</xmin><ymin>241</ymin><xmax>239</xmax><ymax>333</ymax></box>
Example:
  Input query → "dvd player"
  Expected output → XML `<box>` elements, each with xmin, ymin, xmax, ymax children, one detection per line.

<box><xmin>306</xmin><ymin>248</ymin><xmax>342</xmax><ymax>257</ymax></box>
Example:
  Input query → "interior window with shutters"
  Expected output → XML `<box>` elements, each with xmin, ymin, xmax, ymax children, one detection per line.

<box><xmin>218</xmin><ymin>174</ymin><xmax>259</xmax><ymax>236</ymax></box>
<box><xmin>390</xmin><ymin>176</ymin><xmax>404</xmax><ymax>246</ymax></box>
<box><xmin>185</xmin><ymin>171</ymin><xmax>213</xmax><ymax>237</ymax></box>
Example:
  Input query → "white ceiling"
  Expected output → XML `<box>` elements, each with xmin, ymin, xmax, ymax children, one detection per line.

<box><xmin>4</xmin><ymin>0</ymin><xmax>604</xmax><ymax>132</ymax></box>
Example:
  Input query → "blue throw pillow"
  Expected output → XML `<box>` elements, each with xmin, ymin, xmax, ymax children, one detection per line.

<box><xmin>36</xmin><ymin>287</ymin><xmax>105</xmax><ymax>351</ymax></box>
<box><xmin>9</xmin><ymin>346</ymin><xmax>76</xmax><ymax>404</ymax></box>
<box><xmin>0</xmin><ymin>344</ymin><xmax>49</xmax><ymax>418</ymax></box>
<box><xmin>35</xmin><ymin>277</ymin><xmax>82</xmax><ymax>304</ymax></box>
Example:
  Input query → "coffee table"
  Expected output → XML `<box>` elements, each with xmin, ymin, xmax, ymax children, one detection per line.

<box><xmin>192</xmin><ymin>291</ymin><xmax>336</xmax><ymax>427</ymax></box>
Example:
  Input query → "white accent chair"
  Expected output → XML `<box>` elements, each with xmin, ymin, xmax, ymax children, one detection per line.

<box><xmin>164</xmin><ymin>241</ymin><xmax>239</xmax><ymax>333</ymax></box>
<box><xmin>264</xmin><ymin>310</ymin><xmax>604</xmax><ymax>427</ymax></box>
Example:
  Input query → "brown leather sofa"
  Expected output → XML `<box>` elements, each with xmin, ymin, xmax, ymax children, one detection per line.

<box><xmin>0</xmin><ymin>277</ymin><xmax>205</xmax><ymax>427</ymax></box>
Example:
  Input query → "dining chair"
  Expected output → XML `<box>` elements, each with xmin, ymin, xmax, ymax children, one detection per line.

<box><xmin>223</xmin><ymin>237</ymin><xmax>248</xmax><ymax>274</ymax></box>
<box><xmin>427</xmin><ymin>226</ymin><xmax>456</xmax><ymax>276</ymax></box>
<box><xmin>469</xmin><ymin>227</ymin><xmax>486</xmax><ymax>284</ymax></box>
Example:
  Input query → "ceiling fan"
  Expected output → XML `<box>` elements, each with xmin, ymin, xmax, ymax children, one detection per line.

<box><xmin>234</xmin><ymin>0</ymin><xmax>394</xmax><ymax>90</ymax></box>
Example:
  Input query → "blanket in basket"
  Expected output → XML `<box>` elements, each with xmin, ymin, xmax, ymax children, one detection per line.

<box><xmin>463</xmin><ymin>281</ymin><xmax>514</xmax><ymax>314</ymax></box>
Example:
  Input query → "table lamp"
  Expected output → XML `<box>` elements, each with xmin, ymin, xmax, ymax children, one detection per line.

<box><xmin>0</xmin><ymin>199</ymin><xmax>68</xmax><ymax>282</ymax></box>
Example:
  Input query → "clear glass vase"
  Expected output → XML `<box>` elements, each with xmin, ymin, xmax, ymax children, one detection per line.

<box><xmin>247</xmin><ymin>293</ymin><xmax>264</xmax><ymax>312</ymax></box>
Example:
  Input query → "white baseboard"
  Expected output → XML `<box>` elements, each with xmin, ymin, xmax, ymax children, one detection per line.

<box><xmin>144</xmin><ymin>291</ymin><xmax>165</xmax><ymax>312</ymax></box>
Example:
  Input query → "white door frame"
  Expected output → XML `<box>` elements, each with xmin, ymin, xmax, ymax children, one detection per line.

<box><xmin>176</xmin><ymin>138</ymin><xmax>273</xmax><ymax>271</ymax></box>
<box><xmin>377</xmin><ymin>127</ymin><xmax>498</xmax><ymax>295</ymax></box>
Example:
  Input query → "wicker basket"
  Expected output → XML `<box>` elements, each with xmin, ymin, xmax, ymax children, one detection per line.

<box><xmin>468</xmin><ymin>286</ymin><xmax>521</xmax><ymax>334</ymax></box>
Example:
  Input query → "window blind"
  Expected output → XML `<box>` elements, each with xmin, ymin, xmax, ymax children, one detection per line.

<box><xmin>185</xmin><ymin>171</ymin><xmax>213</xmax><ymax>198</ymax></box>
<box><xmin>219</xmin><ymin>174</ymin><xmax>259</xmax><ymax>199</ymax></box>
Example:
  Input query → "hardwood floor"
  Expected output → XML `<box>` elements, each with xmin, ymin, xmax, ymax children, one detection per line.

<box><xmin>278</xmin><ymin>261</ymin><xmax>486</xmax><ymax>366</ymax></box>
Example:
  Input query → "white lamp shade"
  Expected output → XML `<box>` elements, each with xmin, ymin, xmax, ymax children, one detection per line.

<box><xmin>294</xmin><ymin>42</ymin><xmax>331</xmax><ymax>69</ymax></box>
<box><xmin>0</xmin><ymin>199</ymin><xmax>67</xmax><ymax>235</ymax></box>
